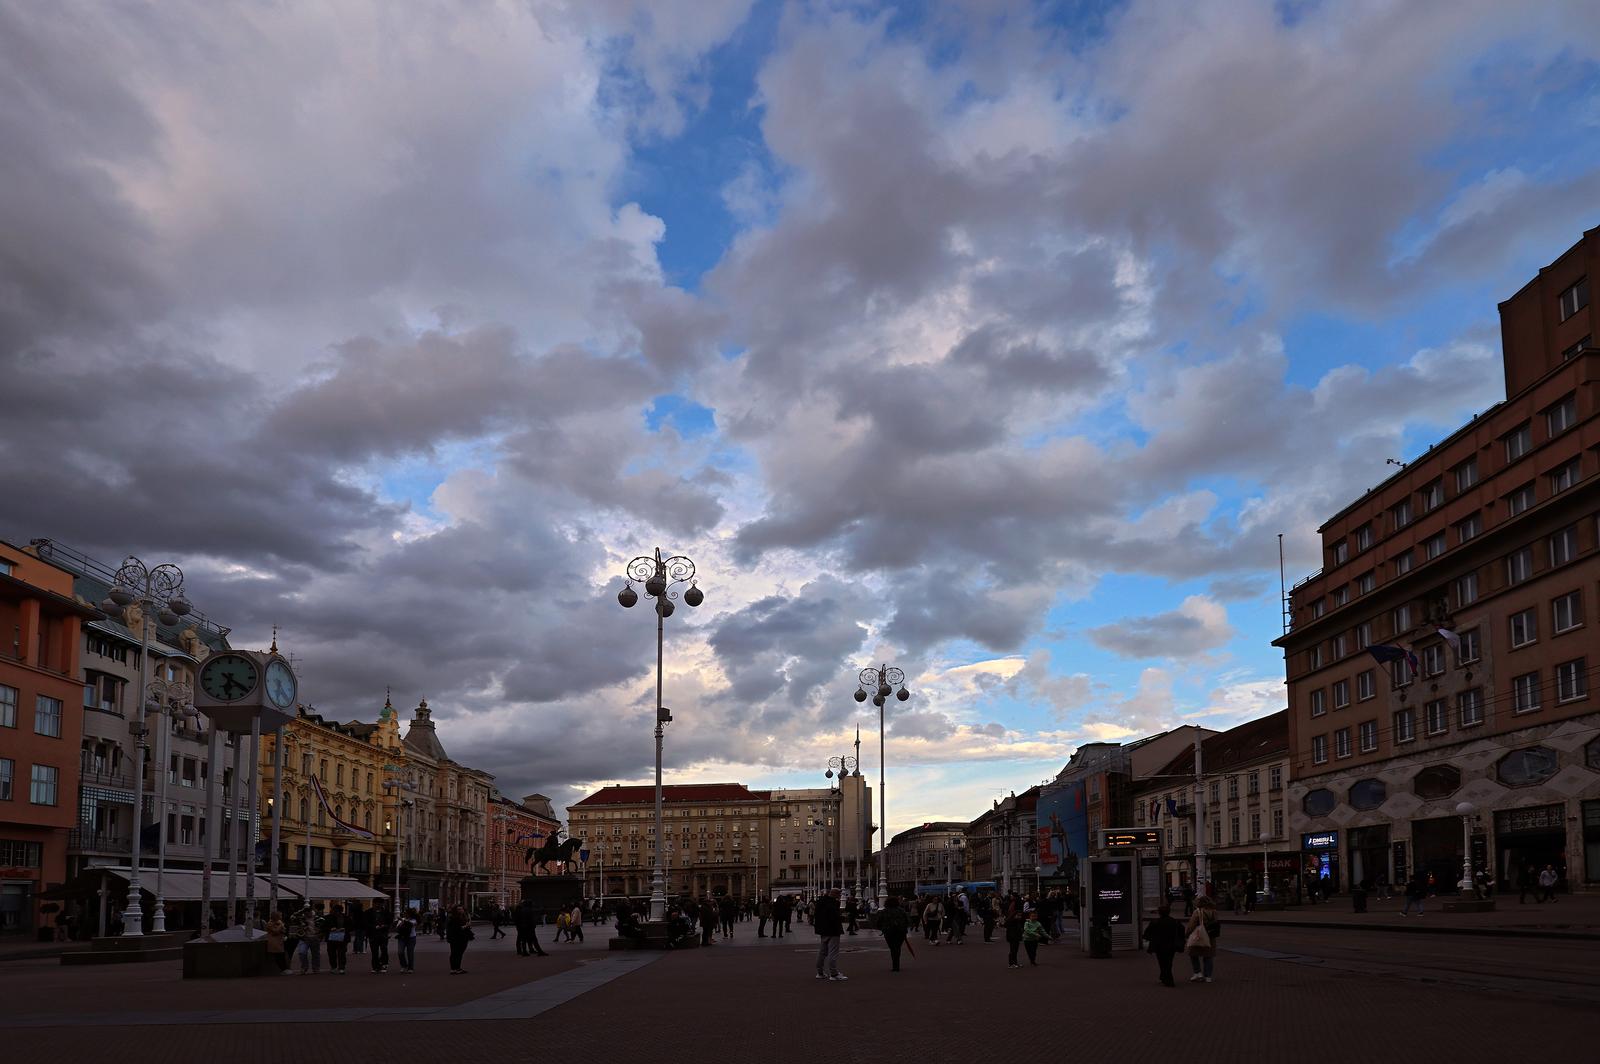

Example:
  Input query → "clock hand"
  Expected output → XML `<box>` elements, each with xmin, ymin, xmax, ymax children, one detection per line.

<box><xmin>223</xmin><ymin>676</ymin><xmax>246</xmax><ymax>696</ymax></box>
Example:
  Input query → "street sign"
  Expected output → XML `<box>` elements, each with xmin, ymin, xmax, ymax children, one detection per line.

<box><xmin>1099</xmin><ymin>828</ymin><xmax>1162</xmax><ymax>849</ymax></box>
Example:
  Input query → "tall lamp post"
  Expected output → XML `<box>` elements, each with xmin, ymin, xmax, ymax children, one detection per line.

<box><xmin>143</xmin><ymin>678</ymin><xmax>199</xmax><ymax>933</ymax></box>
<box><xmin>855</xmin><ymin>664</ymin><xmax>909</xmax><ymax>909</ymax></box>
<box><xmin>1455</xmin><ymin>801</ymin><xmax>1478</xmax><ymax>895</ymax></box>
<box><xmin>617</xmin><ymin>547</ymin><xmax>703</xmax><ymax>924</ymax></box>
<box><xmin>99</xmin><ymin>557</ymin><xmax>193</xmax><ymax>936</ymax></box>
<box><xmin>383</xmin><ymin>767</ymin><xmax>420</xmax><ymax>918</ymax></box>
<box><xmin>492</xmin><ymin>814</ymin><xmax>512</xmax><ymax>909</ymax></box>
<box><xmin>825</xmin><ymin>755</ymin><xmax>857</xmax><ymax>895</ymax></box>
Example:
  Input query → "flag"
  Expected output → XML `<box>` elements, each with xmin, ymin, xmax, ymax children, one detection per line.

<box><xmin>1149</xmin><ymin>798</ymin><xmax>1160</xmax><ymax>821</ymax></box>
<box><xmin>1165</xmin><ymin>797</ymin><xmax>1179</xmax><ymax>816</ymax></box>
<box><xmin>1367</xmin><ymin>644</ymin><xmax>1418</xmax><ymax>676</ymax></box>
<box><xmin>310</xmin><ymin>775</ymin><xmax>375</xmax><ymax>840</ymax></box>
<box><xmin>1437</xmin><ymin>627</ymin><xmax>1461</xmax><ymax>656</ymax></box>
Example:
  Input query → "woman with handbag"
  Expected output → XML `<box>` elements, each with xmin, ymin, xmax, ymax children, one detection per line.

<box><xmin>324</xmin><ymin>903</ymin><xmax>350</xmax><ymax>973</ymax></box>
<box><xmin>1184</xmin><ymin>897</ymin><xmax>1220</xmax><ymax>982</ymax></box>
<box><xmin>446</xmin><ymin>904</ymin><xmax>474</xmax><ymax>974</ymax></box>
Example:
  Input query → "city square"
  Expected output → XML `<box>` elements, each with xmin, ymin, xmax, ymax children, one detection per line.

<box><xmin>2</xmin><ymin>1</ymin><xmax>1599</xmax><ymax>1057</ymax></box>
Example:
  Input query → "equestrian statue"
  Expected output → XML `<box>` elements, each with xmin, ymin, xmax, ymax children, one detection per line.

<box><xmin>527</xmin><ymin>826</ymin><xmax>585</xmax><ymax>876</ymax></box>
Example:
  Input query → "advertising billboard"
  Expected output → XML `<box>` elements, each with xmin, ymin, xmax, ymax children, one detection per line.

<box><xmin>1037</xmin><ymin>780</ymin><xmax>1088</xmax><ymax>884</ymax></box>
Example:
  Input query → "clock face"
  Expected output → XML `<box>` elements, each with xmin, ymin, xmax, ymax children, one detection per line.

<box><xmin>265</xmin><ymin>659</ymin><xmax>298</xmax><ymax>709</ymax></box>
<box><xmin>199</xmin><ymin>653</ymin><xmax>259</xmax><ymax>702</ymax></box>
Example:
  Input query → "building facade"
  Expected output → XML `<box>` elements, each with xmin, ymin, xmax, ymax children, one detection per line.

<box><xmin>396</xmin><ymin>699</ymin><xmax>492</xmax><ymax>912</ymax></box>
<box><xmin>1277</xmin><ymin>228</ymin><xmax>1600</xmax><ymax>893</ymax></box>
<box><xmin>766</xmin><ymin>773</ymin><xmax>872</xmax><ymax>896</ymax></box>
<box><xmin>0</xmin><ymin>542</ymin><xmax>97</xmax><ymax>938</ymax></box>
<box><xmin>486</xmin><ymin>791</ymin><xmax>559</xmax><ymax>908</ymax></box>
<box><xmin>965</xmin><ymin>787</ymin><xmax>1041</xmax><ymax>893</ymax></box>
<box><xmin>883</xmin><ymin>822</ymin><xmax>967</xmax><ymax>896</ymax></box>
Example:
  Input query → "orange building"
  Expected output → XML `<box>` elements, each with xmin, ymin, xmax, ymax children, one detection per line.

<box><xmin>0</xmin><ymin>540</ymin><xmax>100</xmax><ymax>938</ymax></box>
<box><xmin>484</xmin><ymin>791</ymin><xmax>559</xmax><ymax>908</ymax></box>
<box><xmin>1277</xmin><ymin>228</ymin><xmax>1599</xmax><ymax>894</ymax></box>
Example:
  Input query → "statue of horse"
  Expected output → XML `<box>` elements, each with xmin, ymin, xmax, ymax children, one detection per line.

<box><xmin>527</xmin><ymin>835</ymin><xmax>585</xmax><ymax>876</ymax></box>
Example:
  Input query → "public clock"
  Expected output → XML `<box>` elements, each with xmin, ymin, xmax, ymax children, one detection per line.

<box><xmin>199</xmin><ymin>653</ymin><xmax>260</xmax><ymax>702</ymax></box>
<box><xmin>264</xmin><ymin>659</ymin><xmax>298</xmax><ymax>710</ymax></box>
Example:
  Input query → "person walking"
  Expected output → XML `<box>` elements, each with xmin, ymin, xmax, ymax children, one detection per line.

<box><xmin>774</xmin><ymin>895</ymin><xmax>789</xmax><ymax>938</ymax></box>
<box><xmin>1184</xmin><ymin>898</ymin><xmax>1220</xmax><ymax>982</ymax></box>
<box><xmin>720</xmin><ymin>894</ymin><xmax>737</xmax><ymax>939</ymax></box>
<box><xmin>1004</xmin><ymin>898</ymin><xmax>1025</xmax><ymax>969</ymax></box>
<box><xmin>324</xmin><ymin>903</ymin><xmax>349</xmax><ymax>973</ymax></box>
<box><xmin>845</xmin><ymin>894</ymin><xmax>859</xmax><ymax>936</ymax></box>
<box><xmin>878</xmin><ymin>895</ymin><xmax>910</xmax><ymax>972</ymax></box>
<box><xmin>980</xmin><ymin>893</ymin><xmax>997</xmax><ymax>942</ymax></box>
<box><xmin>265</xmin><ymin>912</ymin><xmax>289</xmax><ymax>974</ymax></box>
<box><xmin>1517</xmin><ymin>864</ymin><xmax>1535</xmax><ymax>904</ymax></box>
<box><xmin>1536</xmin><ymin>864</ymin><xmax>1557</xmax><ymax>903</ymax></box>
<box><xmin>950</xmin><ymin>891</ymin><xmax>969</xmax><ymax>945</ymax></box>
<box><xmin>394</xmin><ymin>909</ymin><xmax>417</xmax><ymax>973</ymax></box>
<box><xmin>350</xmin><ymin>901</ymin><xmax>367</xmax><ymax>955</ymax></box>
<box><xmin>1021</xmin><ymin>909</ymin><xmax>1047</xmax><ymax>966</ymax></box>
<box><xmin>436</xmin><ymin>905</ymin><xmax>448</xmax><ymax>941</ymax></box>
<box><xmin>1182</xmin><ymin>882</ymin><xmax>1195</xmax><ymax>917</ymax></box>
<box><xmin>568</xmin><ymin>903</ymin><xmax>585</xmax><ymax>944</ymax></box>
<box><xmin>446</xmin><ymin>904</ymin><xmax>473</xmax><ymax>974</ymax></box>
<box><xmin>813</xmin><ymin>887</ymin><xmax>845</xmax><ymax>981</ymax></box>
<box><xmin>490</xmin><ymin>906</ymin><xmax>507</xmax><ymax>939</ymax></box>
<box><xmin>699</xmin><ymin>898</ymin><xmax>717</xmax><ymax>946</ymax></box>
<box><xmin>366</xmin><ymin>904</ymin><xmax>391</xmax><ymax>973</ymax></box>
<box><xmin>1141</xmin><ymin>904</ymin><xmax>1185</xmax><ymax>987</ymax></box>
<box><xmin>758</xmin><ymin>898</ymin><xmax>772</xmax><ymax>938</ymax></box>
<box><xmin>1401</xmin><ymin>872</ymin><xmax>1426</xmax><ymax>916</ymax></box>
<box><xmin>922</xmin><ymin>897</ymin><xmax>943</xmax><ymax>944</ymax></box>
<box><xmin>291</xmin><ymin>904</ymin><xmax>323</xmax><ymax>975</ymax></box>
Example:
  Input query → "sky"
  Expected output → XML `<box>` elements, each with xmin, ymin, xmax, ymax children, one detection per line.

<box><xmin>3</xmin><ymin>0</ymin><xmax>1599</xmax><ymax>838</ymax></box>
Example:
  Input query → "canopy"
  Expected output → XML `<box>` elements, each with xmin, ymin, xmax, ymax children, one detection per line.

<box><xmin>286</xmin><ymin>876</ymin><xmax>388</xmax><ymax>902</ymax></box>
<box><xmin>93</xmin><ymin>867</ymin><xmax>386</xmax><ymax>902</ymax></box>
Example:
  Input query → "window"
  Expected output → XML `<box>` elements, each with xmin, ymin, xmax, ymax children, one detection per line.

<box><xmin>1458</xmin><ymin>688</ymin><xmax>1484</xmax><ymax>728</ymax></box>
<box><xmin>1350</xmin><ymin>778</ymin><xmax>1386</xmax><ymax>810</ymax></box>
<box><xmin>1550</xmin><ymin>457</ymin><xmax>1581</xmax><ymax>494</ymax></box>
<box><xmin>1414</xmin><ymin>764</ymin><xmax>1461</xmax><ymax>799</ymax></box>
<box><xmin>1394</xmin><ymin>708</ymin><xmax>1416</xmax><ymax>744</ymax></box>
<box><xmin>1331</xmin><ymin>540</ymin><xmax>1349</xmax><ymax>567</ymax></box>
<box><xmin>1505</xmin><ymin>483</ymin><xmax>1535</xmax><ymax>516</ymax></box>
<box><xmin>1332</xmin><ymin>680</ymin><xmax>1350</xmax><ymax>709</ymax></box>
<box><xmin>1311</xmin><ymin>735</ymin><xmax>1327</xmax><ymax>764</ymax></box>
<box><xmin>1333</xmin><ymin>585</ymin><xmax>1350</xmax><ymax>608</ymax></box>
<box><xmin>1308</xmin><ymin>645</ymin><xmax>1323</xmax><ymax>670</ymax></box>
<box><xmin>1419</xmin><ymin>479</ymin><xmax>1444</xmax><ymax>512</ymax></box>
<box><xmin>1356</xmin><ymin>571</ymin><xmax>1375</xmax><ymax>595</ymax></box>
<box><xmin>34</xmin><ymin>696</ymin><xmax>62</xmax><ymax>738</ymax></box>
<box><xmin>1546</xmin><ymin>394</ymin><xmax>1578</xmax><ymax>436</ymax></box>
<box><xmin>1458</xmin><ymin>627</ymin><xmax>1481</xmax><ymax>664</ymax></box>
<box><xmin>1421</xmin><ymin>644</ymin><xmax>1445</xmax><ymax>678</ymax></box>
<box><xmin>1456</xmin><ymin>513</ymin><xmax>1481</xmax><ymax>543</ymax></box>
<box><xmin>1309</xmin><ymin>689</ymin><xmax>1325</xmax><ymax>717</ymax></box>
<box><xmin>1391</xmin><ymin>500</ymin><xmax>1412</xmax><ymax>530</ymax></box>
<box><xmin>1558</xmin><ymin>276</ymin><xmax>1589</xmax><ymax>321</ymax></box>
<box><xmin>1227</xmin><ymin>775</ymin><xmax>1239</xmax><ymax>799</ymax></box>
<box><xmin>0</xmin><ymin>684</ymin><xmax>15</xmax><ymax>728</ymax></box>
<box><xmin>1512</xmin><ymin>672</ymin><xmax>1541</xmax><ymax>714</ymax></box>
<box><xmin>1208</xmin><ymin>781</ymin><xmax>1220</xmax><ymax>804</ymax></box>
<box><xmin>1310</xmin><ymin>597</ymin><xmax>1325</xmax><ymax>619</ymax></box>
<box><xmin>1273</xmin><ymin>808</ymin><xmax>1285</xmax><ymax>837</ymax></box>
<box><xmin>1249</xmin><ymin>812</ymin><xmax>1260</xmax><ymax>839</ymax></box>
<box><xmin>1333</xmin><ymin>633</ymin><xmax>1349</xmax><ymax>659</ymax></box>
<box><xmin>1393</xmin><ymin>551</ymin><xmax>1413</xmax><ymax>576</ymax></box>
<box><xmin>1356</xmin><ymin>621</ymin><xmax>1373</xmax><ymax>649</ymax></box>
<box><xmin>1211</xmin><ymin>821</ymin><xmax>1222</xmax><ymax>846</ymax></box>
<box><xmin>1356</xmin><ymin>669</ymin><xmax>1375</xmax><ymax>701</ymax></box>
<box><xmin>1269</xmin><ymin>765</ymin><xmax>1283</xmax><ymax>790</ymax></box>
<box><xmin>1507</xmin><ymin>547</ymin><xmax>1534</xmax><ymax>585</ymax></box>
<box><xmin>1554</xmin><ymin>590</ymin><xmax>1582</xmax><ymax>633</ymax></box>
<box><xmin>1354</xmin><ymin>524</ymin><xmax>1373</xmax><ymax>552</ymax></box>
<box><xmin>1247</xmin><ymin>772</ymin><xmax>1260</xmax><ymax>796</ymax></box>
<box><xmin>29</xmin><ymin>764</ymin><xmax>58</xmax><ymax>805</ymax></box>
<box><xmin>1504</xmin><ymin>423</ymin><xmax>1532</xmax><ymax>462</ymax></box>
<box><xmin>1454</xmin><ymin>571</ymin><xmax>1479</xmax><ymax>606</ymax></box>
<box><xmin>1454</xmin><ymin>458</ymin><xmax>1478</xmax><ymax>492</ymax></box>
<box><xmin>1425</xmin><ymin>699</ymin><xmax>1449</xmax><ymax>735</ymax></box>
<box><xmin>0</xmin><ymin>758</ymin><xmax>11</xmax><ymax>800</ymax></box>
<box><xmin>1358</xmin><ymin>720</ymin><xmax>1377</xmax><ymax>752</ymax></box>
<box><xmin>1229</xmin><ymin>816</ymin><xmax>1239</xmax><ymax>844</ymax></box>
<box><xmin>1550</xmin><ymin>526</ymin><xmax>1578</xmax><ymax>567</ymax></box>
<box><xmin>1423</xmin><ymin>532</ymin><xmax>1447</xmax><ymax>560</ymax></box>
<box><xmin>1564</xmin><ymin>336</ymin><xmax>1591</xmax><ymax>359</ymax></box>
<box><xmin>1393</xmin><ymin>603</ymin><xmax>1412</xmax><ymax>634</ymax></box>
<box><xmin>1557</xmin><ymin>659</ymin><xmax>1587</xmax><ymax>703</ymax></box>
<box><xmin>1334</xmin><ymin>728</ymin><xmax>1352</xmax><ymax>759</ymax></box>
<box><xmin>1510</xmin><ymin>608</ymin><xmax>1538</xmax><ymax>647</ymax></box>
<box><xmin>1303</xmin><ymin>789</ymin><xmax>1336</xmax><ymax>816</ymax></box>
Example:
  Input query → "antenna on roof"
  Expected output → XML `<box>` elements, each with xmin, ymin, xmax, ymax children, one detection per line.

<box><xmin>1385</xmin><ymin>458</ymin><xmax>1406</xmax><ymax>468</ymax></box>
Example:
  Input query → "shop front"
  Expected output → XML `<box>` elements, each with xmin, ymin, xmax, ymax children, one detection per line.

<box><xmin>1299</xmin><ymin>831</ymin><xmax>1340</xmax><ymax>899</ymax></box>
<box><xmin>1411</xmin><ymin>816</ymin><xmax>1465</xmax><ymax>892</ymax></box>
<box><xmin>1495</xmin><ymin>804</ymin><xmax>1568</xmax><ymax>892</ymax></box>
<box><xmin>1347</xmin><ymin>825</ymin><xmax>1391</xmax><ymax>891</ymax></box>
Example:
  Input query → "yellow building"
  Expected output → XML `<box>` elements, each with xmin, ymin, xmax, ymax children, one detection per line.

<box><xmin>259</xmin><ymin>699</ymin><xmax>404</xmax><ymax>895</ymax></box>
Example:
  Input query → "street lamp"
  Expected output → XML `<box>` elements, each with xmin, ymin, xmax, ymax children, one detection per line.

<box><xmin>854</xmin><ymin>663</ymin><xmax>909</xmax><ymax>908</ymax></box>
<box><xmin>1455</xmin><ymin>801</ymin><xmax>1478</xmax><ymax>895</ymax></box>
<box><xmin>493</xmin><ymin>814</ymin><xmax>512</xmax><ymax>909</ymax></box>
<box><xmin>383</xmin><ymin>767</ymin><xmax>420</xmax><ymax>919</ymax></box>
<box><xmin>143</xmin><ymin>677</ymin><xmax>199</xmax><ymax>934</ymax></box>
<box><xmin>825</xmin><ymin>755</ymin><xmax>857</xmax><ymax>895</ymax></box>
<box><xmin>617</xmin><ymin>547</ymin><xmax>703</xmax><ymax>923</ymax></box>
<box><xmin>100</xmin><ymin>556</ymin><xmax>193</xmax><ymax>936</ymax></box>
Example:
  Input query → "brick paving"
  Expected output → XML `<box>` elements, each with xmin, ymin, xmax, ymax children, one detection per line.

<box><xmin>1223</xmin><ymin>891</ymin><xmax>1600</xmax><ymax>935</ymax></box>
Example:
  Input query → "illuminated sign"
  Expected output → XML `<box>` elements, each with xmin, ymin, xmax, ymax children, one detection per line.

<box><xmin>1099</xmin><ymin>828</ymin><xmax>1163</xmax><ymax>849</ymax></box>
<box><xmin>1301</xmin><ymin>831</ymin><xmax>1338</xmax><ymax>850</ymax></box>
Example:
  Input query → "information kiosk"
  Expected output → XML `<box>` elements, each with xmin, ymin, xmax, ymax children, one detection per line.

<box><xmin>1079</xmin><ymin>854</ymin><xmax>1142</xmax><ymax>952</ymax></box>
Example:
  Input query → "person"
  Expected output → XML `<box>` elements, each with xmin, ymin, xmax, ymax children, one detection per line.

<box><xmin>616</xmin><ymin>903</ymin><xmax>647</xmax><ymax>946</ymax></box>
<box><xmin>980</xmin><ymin>894</ymin><xmax>997</xmax><ymax>942</ymax></box>
<box><xmin>1182</xmin><ymin>882</ymin><xmax>1195</xmax><ymax>917</ymax></box>
<box><xmin>774</xmin><ymin>895</ymin><xmax>790</xmax><ymax>937</ymax></box>
<box><xmin>1538</xmin><ymin>864</ymin><xmax>1558</xmax><ymax>903</ymax></box>
<box><xmin>813</xmin><ymin>887</ymin><xmax>844</xmax><ymax>981</ymax></box>
<box><xmin>490</xmin><ymin>906</ymin><xmax>506</xmax><ymax>939</ymax></box>
<box><xmin>366</xmin><ymin>905</ymin><xmax>391</xmax><ymax>973</ymax></box>
<box><xmin>758</xmin><ymin>897</ymin><xmax>772</xmax><ymax>938</ymax></box>
<box><xmin>1401</xmin><ymin>872</ymin><xmax>1426</xmax><ymax>916</ymax></box>
<box><xmin>324</xmin><ymin>903</ymin><xmax>349</xmax><ymax>974</ymax></box>
<box><xmin>1184</xmin><ymin>898</ymin><xmax>1220</xmax><ymax>982</ymax></box>
<box><xmin>436</xmin><ymin>905</ymin><xmax>448</xmax><ymax>941</ymax></box>
<box><xmin>394</xmin><ymin>908</ymin><xmax>417</xmax><ymax>973</ymax></box>
<box><xmin>949</xmin><ymin>891</ymin><xmax>968</xmax><ymax>945</ymax></box>
<box><xmin>845</xmin><ymin>894</ymin><xmax>858</xmax><ymax>936</ymax></box>
<box><xmin>1004</xmin><ymin>898</ymin><xmax>1025</xmax><ymax>969</ymax></box>
<box><xmin>665</xmin><ymin>906</ymin><xmax>694</xmax><ymax>949</ymax></box>
<box><xmin>568</xmin><ymin>903</ymin><xmax>585</xmax><ymax>944</ymax></box>
<box><xmin>265</xmin><ymin>912</ymin><xmax>290</xmax><ymax>974</ymax></box>
<box><xmin>350</xmin><ymin>901</ymin><xmax>367</xmax><ymax>955</ymax></box>
<box><xmin>291</xmin><ymin>904</ymin><xmax>323</xmax><ymax>975</ymax></box>
<box><xmin>872</xmin><ymin>894</ymin><xmax>908</xmax><ymax>971</ymax></box>
<box><xmin>1518</xmin><ymin>864</ymin><xmax>1535</xmax><ymax>904</ymax></box>
<box><xmin>922</xmin><ymin>897</ymin><xmax>943</xmax><ymax>944</ymax></box>
<box><xmin>446</xmin><ymin>904</ymin><xmax>473</xmax><ymax>974</ymax></box>
<box><xmin>700</xmin><ymin>898</ymin><xmax>717</xmax><ymax>946</ymax></box>
<box><xmin>719</xmin><ymin>894</ymin><xmax>737</xmax><ymax>939</ymax></box>
<box><xmin>1142</xmin><ymin>904</ymin><xmax>1186</xmax><ymax>987</ymax></box>
<box><xmin>1230</xmin><ymin>880</ymin><xmax>1248</xmax><ymax>915</ymax></box>
<box><xmin>1021</xmin><ymin>909</ymin><xmax>1047</xmax><ymax>966</ymax></box>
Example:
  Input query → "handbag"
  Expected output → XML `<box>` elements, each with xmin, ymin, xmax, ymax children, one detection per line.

<box><xmin>327</xmin><ymin>930</ymin><xmax>347</xmax><ymax>943</ymax></box>
<box><xmin>1184</xmin><ymin>923</ymin><xmax>1211</xmax><ymax>951</ymax></box>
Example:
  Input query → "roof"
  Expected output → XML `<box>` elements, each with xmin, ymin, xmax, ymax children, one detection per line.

<box><xmin>1153</xmin><ymin>711</ymin><xmax>1287</xmax><ymax>778</ymax></box>
<box><xmin>571</xmin><ymin>783</ymin><xmax>771</xmax><ymax>806</ymax></box>
<box><xmin>402</xmin><ymin>699</ymin><xmax>449</xmax><ymax>761</ymax></box>
<box><xmin>887</xmin><ymin>822</ymin><xmax>968</xmax><ymax>846</ymax></box>
<box><xmin>26</xmin><ymin>539</ymin><xmax>231</xmax><ymax>653</ymax></box>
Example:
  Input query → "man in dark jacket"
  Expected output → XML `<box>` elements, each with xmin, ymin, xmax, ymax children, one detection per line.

<box><xmin>877</xmin><ymin>895</ymin><xmax>910</xmax><ymax>972</ymax></box>
<box><xmin>365</xmin><ymin>904</ymin><xmax>391</xmax><ymax>972</ymax></box>
<box><xmin>1141</xmin><ymin>905</ymin><xmax>1185</xmax><ymax>986</ymax></box>
<box><xmin>813</xmin><ymin>888</ymin><xmax>845</xmax><ymax>981</ymax></box>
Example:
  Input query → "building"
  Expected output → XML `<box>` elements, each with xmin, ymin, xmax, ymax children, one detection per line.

<box><xmin>394</xmin><ymin>699</ymin><xmax>493</xmax><ymax>911</ymax></box>
<box><xmin>965</xmin><ymin>786</ymin><xmax>1041</xmax><ymax>893</ymax></box>
<box><xmin>485</xmin><ymin>791</ymin><xmax>559</xmax><ymax>907</ymax></box>
<box><xmin>261</xmin><ymin>699</ymin><xmax>403</xmax><ymax>899</ymax></box>
<box><xmin>1134</xmin><ymin>711</ymin><xmax>1291</xmax><ymax>897</ymax></box>
<box><xmin>882</xmin><ymin>822</ymin><xmax>967</xmax><ymax>896</ymax></box>
<box><xmin>0</xmin><ymin>541</ymin><xmax>98</xmax><ymax>938</ymax></box>
<box><xmin>765</xmin><ymin>772</ymin><xmax>872</xmax><ymax>896</ymax></box>
<box><xmin>1276</xmin><ymin>228</ymin><xmax>1600</xmax><ymax>894</ymax></box>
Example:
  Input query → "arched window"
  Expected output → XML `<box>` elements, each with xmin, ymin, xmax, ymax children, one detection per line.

<box><xmin>299</xmin><ymin>797</ymin><xmax>308</xmax><ymax>823</ymax></box>
<box><xmin>364</xmin><ymin>810</ymin><xmax>372</xmax><ymax>831</ymax></box>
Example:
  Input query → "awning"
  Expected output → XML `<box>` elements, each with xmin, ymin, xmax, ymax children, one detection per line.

<box><xmin>283</xmin><ymin>876</ymin><xmax>388</xmax><ymax>902</ymax></box>
<box><xmin>96</xmin><ymin>867</ymin><xmax>279</xmax><ymax>902</ymax></box>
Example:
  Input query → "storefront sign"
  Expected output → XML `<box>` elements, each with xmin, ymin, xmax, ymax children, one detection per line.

<box><xmin>1494</xmin><ymin>805</ymin><xmax>1563</xmax><ymax>834</ymax></box>
<box><xmin>1301</xmin><ymin>831</ymin><xmax>1338</xmax><ymax>850</ymax></box>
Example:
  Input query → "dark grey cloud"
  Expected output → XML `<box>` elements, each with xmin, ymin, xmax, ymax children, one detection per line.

<box><xmin>1087</xmin><ymin>596</ymin><xmax>1233</xmax><ymax>660</ymax></box>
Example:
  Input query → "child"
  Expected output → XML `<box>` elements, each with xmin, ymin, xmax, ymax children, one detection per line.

<box><xmin>1021</xmin><ymin>909</ymin><xmax>1048</xmax><ymax>966</ymax></box>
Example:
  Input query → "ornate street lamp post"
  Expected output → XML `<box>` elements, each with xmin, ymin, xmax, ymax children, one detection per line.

<box><xmin>100</xmin><ymin>557</ymin><xmax>193</xmax><ymax>936</ymax></box>
<box><xmin>825</xmin><ymin>755</ymin><xmax>857</xmax><ymax>895</ymax></box>
<box><xmin>617</xmin><ymin>547</ymin><xmax>703</xmax><ymax>924</ymax></box>
<box><xmin>854</xmin><ymin>664</ymin><xmax>909</xmax><ymax>908</ymax></box>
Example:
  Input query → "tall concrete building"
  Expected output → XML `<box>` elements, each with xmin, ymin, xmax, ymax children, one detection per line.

<box><xmin>1277</xmin><ymin>228</ymin><xmax>1600</xmax><ymax>893</ymax></box>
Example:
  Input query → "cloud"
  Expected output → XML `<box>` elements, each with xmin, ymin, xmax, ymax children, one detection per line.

<box><xmin>1089</xmin><ymin>595</ymin><xmax>1235</xmax><ymax>660</ymax></box>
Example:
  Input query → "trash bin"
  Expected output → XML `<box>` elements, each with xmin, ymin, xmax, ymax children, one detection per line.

<box><xmin>1351</xmin><ymin>885</ymin><xmax>1368</xmax><ymax>913</ymax></box>
<box><xmin>1088</xmin><ymin>916</ymin><xmax>1113</xmax><ymax>958</ymax></box>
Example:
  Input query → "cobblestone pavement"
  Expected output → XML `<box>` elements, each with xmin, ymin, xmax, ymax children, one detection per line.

<box><xmin>4</xmin><ymin>924</ymin><xmax>1588</xmax><ymax>1062</ymax></box>
<box><xmin>1220</xmin><ymin>891</ymin><xmax>1600</xmax><ymax>935</ymax></box>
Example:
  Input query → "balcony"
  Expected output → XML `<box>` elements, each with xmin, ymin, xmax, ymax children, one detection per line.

<box><xmin>68</xmin><ymin>828</ymin><xmax>131</xmax><ymax>853</ymax></box>
<box><xmin>79</xmin><ymin>767</ymin><xmax>134</xmax><ymax>790</ymax></box>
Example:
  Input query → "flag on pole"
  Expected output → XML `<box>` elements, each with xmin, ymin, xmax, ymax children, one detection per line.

<box><xmin>310</xmin><ymin>775</ymin><xmax>375</xmax><ymax>839</ymax></box>
<box><xmin>1436</xmin><ymin>627</ymin><xmax>1461</xmax><ymax>656</ymax></box>
<box><xmin>1367</xmin><ymin>644</ymin><xmax>1418</xmax><ymax>676</ymax></box>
